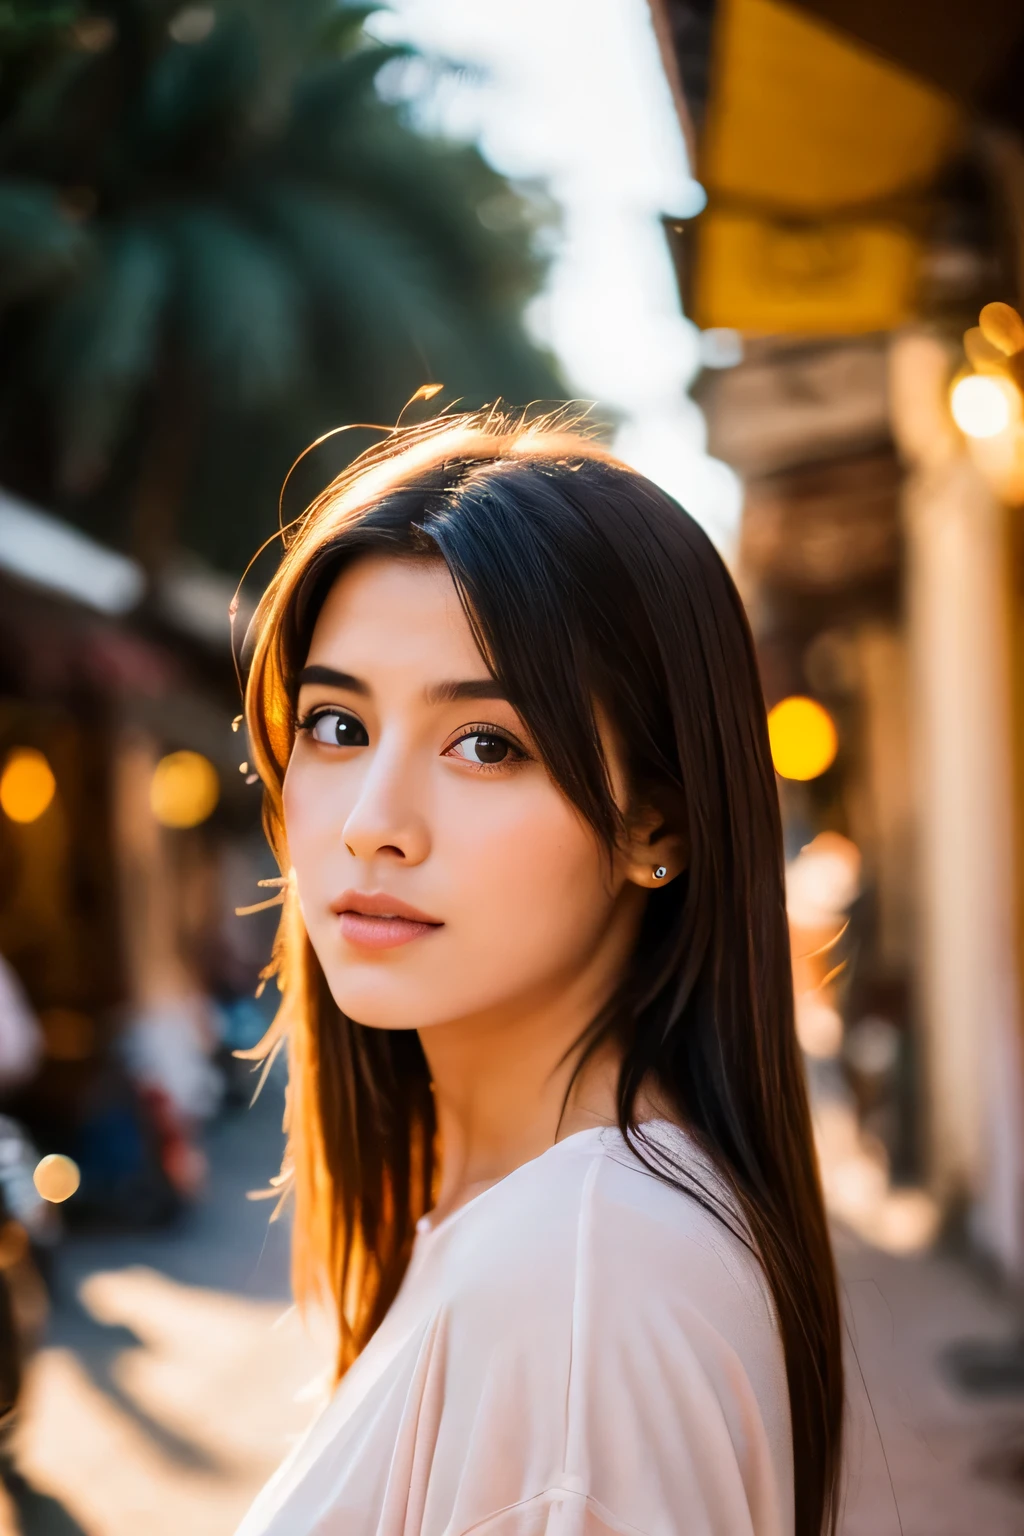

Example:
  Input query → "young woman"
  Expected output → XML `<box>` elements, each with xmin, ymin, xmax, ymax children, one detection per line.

<box><xmin>236</xmin><ymin>412</ymin><xmax>844</xmax><ymax>1536</ymax></box>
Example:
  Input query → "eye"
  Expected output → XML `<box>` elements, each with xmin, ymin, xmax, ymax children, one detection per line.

<box><xmin>300</xmin><ymin>709</ymin><xmax>369</xmax><ymax>748</ymax></box>
<box><xmin>446</xmin><ymin>730</ymin><xmax>522</xmax><ymax>767</ymax></box>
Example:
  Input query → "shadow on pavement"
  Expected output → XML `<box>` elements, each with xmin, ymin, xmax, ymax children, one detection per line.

<box><xmin>49</xmin><ymin>1287</ymin><xmax>219</xmax><ymax>1472</ymax></box>
<box><xmin>3</xmin><ymin>1077</ymin><xmax>294</xmax><ymax>1523</ymax></box>
<box><xmin>2</xmin><ymin>1465</ymin><xmax>89</xmax><ymax>1535</ymax></box>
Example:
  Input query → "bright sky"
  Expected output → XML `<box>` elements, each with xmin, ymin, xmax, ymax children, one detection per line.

<box><xmin>367</xmin><ymin>0</ymin><xmax>742</xmax><ymax>550</ymax></box>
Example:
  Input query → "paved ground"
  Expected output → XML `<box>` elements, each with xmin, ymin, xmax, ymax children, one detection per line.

<box><xmin>1</xmin><ymin>1078</ymin><xmax>326</xmax><ymax>1536</ymax></box>
<box><xmin>2</xmin><ymin>1090</ymin><xmax>1023</xmax><ymax>1535</ymax></box>
<box><xmin>837</xmin><ymin>1228</ymin><xmax>1024</xmax><ymax>1534</ymax></box>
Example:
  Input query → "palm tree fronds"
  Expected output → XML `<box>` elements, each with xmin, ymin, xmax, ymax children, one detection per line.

<box><xmin>0</xmin><ymin>179</ymin><xmax>93</xmax><ymax>303</ymax></box>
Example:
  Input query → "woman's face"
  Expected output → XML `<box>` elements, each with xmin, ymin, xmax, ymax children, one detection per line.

<box><xmin>282</xmin><ymin>553</ymin><xmax>648</xmax><ymax>1033</ymax></box>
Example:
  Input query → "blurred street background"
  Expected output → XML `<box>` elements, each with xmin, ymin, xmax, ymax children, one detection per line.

<box><xmin>3</xmin><ymin>0</ymin><xmax>1024</xmax><ymax>1532</ymax></box>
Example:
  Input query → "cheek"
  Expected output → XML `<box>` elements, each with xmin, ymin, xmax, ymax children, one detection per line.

<box><xmin>282</xmin><ymin>755</ymin><xmax>346</xmax><ymax>890</ymax></box>
<box><xmin>434</xmin><ymin>777</ymin><xmax>613</xmax><ymax>983</ymax></box>
<box><xmin>282</xmin><ymin>756</ymin><xmax>619</xmax><ymax>1031</ymax></box>
<box><xmin>459</xmin><ymin>795</ymin><xmax>592</xmax><ymax>914</ymax></box>
<box><xmin>282</xmin><ymin>759</ymin><xmax>310</xmax><ymax>862</ymax></box>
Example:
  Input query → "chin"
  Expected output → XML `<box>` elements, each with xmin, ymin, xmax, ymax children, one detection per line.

<box><xmin>322</xmin><ymin>971</ymin><xmax>433</xmax><ymax>1032</ymax></box>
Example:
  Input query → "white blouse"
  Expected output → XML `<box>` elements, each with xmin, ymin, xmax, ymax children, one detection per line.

<box><xmin>236</xmin><ymin>1122</ymin><xmax>793</xmax><ymax>1536</ymax></box>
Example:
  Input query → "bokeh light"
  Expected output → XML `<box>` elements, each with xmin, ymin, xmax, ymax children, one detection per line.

<box><xmin>795</xmin><ymin>996</ymin><xmax>844</xmax><ymax>1059</ymax></box>
<box><xmin>150</xmin><ymin>750</ymin><xmax>220</xmax><ymax>828</ymax></box>
<box><xmin>0</xmin><ymin>747</ymin><xmax>56</xmax><ymax>823</ymax></box>
<box><xmin>768</xmin><ymin>697</ymin><xmax>838</xmax><ymax>781</ymax></box>
<box><xmin>0</xmin><ymin>1221</ymin><xmax>29</xmax><ymax>1268</ymax></box>
<box><xmin>950</xmin><ymin>373</ymin><xmax>1013</xmax><ymax>439</ymax></box>
<box><xmin>33</xmin><ymin>1153</ymin><xmax>81</xmax><ymax>1204</ymax></box>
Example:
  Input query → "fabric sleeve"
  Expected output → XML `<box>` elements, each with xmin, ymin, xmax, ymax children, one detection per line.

<box><xmin>556</xmin><ymin>1159</ymin><xmax>793</xmax><ymax>1536</ymax></box>
<box><xmin>434</xmin><ymin>1157</ymin><xmax>792</xmax><ymax>1536</ymax></box>
<box><xmin>439</xmin><ymin>1295</ymin><xmax>788</xmax><ymax>1536</ymax></box>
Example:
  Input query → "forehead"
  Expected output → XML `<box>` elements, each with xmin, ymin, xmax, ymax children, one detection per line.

<box><xmin>304</xmin><ymin>553</ymin><xmax>484</xmax><ymax>678</ymax></box>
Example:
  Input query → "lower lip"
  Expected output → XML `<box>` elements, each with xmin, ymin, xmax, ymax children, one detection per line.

<box><xmin>338</xmin><ymin>913</ymin><xmax>441</xmax><ymax>950</ymax></box>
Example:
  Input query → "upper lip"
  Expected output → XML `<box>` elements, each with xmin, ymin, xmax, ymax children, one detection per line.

<box><xmin>330</xmin><ymin>890</ymin><xmax>442</xmax><ymax>925</ymax></box>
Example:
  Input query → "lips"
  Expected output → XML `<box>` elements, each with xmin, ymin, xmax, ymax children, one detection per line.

<box><xmin>330</xmin><ymin>890</ymin><xmax>443</xmax><ymax>951</ymax></box>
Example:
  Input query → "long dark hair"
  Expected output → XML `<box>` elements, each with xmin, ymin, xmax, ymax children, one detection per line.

<box><xmin>244</xmin><ymin>410</ymin><xmax>844</xmax><ymax>1536</ymax></box>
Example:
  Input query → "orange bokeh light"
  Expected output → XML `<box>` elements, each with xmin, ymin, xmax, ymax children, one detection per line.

<box><xmin>767</xmin><ymin>697</ymin><xmax>838</xmax><ymax>781</ymax></box>
<box><xmin>0</xmin><ymin>747</ymin><xmax>56</xmax><ymax>824</ymax></box>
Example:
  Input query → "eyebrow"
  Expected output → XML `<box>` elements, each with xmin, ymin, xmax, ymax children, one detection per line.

<box><xmin>296</xmin><ymin>665</ymin><xmax>369</xmax><ymax>695</ymax></box>
<box><xmin>295</xmin><ymin>665</ymin><xmax>507</xmax><ymax>707</ymax></box>
<box><xmin>426</xmin><ymin>677</ymin><xmax>507</xmax><ymax>705</ymax></box>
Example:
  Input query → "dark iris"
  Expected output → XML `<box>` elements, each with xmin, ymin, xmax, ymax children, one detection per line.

<box><xmin>473</xmin><ymin>734</ymin><xmax>508</xmax><ymax>764</ymax></box>
<box><xmin>309</xmin><ymin>710</ymin><xmax>369</xmax><ymax>747</ymax></box>
<box><xmin>333</xmin><ymin>715</ymin><xmax>368</xmax><ymax>747</ymax></box>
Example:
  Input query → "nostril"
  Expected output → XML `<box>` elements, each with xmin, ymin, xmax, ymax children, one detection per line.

<box><xmin>343</xmin><ymin>843</ymin><xmax>406</xmax><ymax>859</ymax></box>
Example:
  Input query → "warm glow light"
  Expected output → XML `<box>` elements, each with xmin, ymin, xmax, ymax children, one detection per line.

<box><xmin>950</xmin><ymin>373</ymin><xmax>1013</xmax><ymax>439</ymax></box>
<box><xmin>150</xmin><ymin>750</ymin><xmax>219</xmax><ymax>829</ymax></box>
<box><xmin>0</xmin><ymin>1221</ymin><xmax>29</xmax><ymax>1268</ymax></box>
<box><xmin>795</xmin><ymin>995</ymin><xmax>843</xmax><ymax>1059</ymax></box>
<box><xmin>0</xmin><ymin>747</ymin><xmax>56</xmax><ymax>824</ymax></box>
<box><xmin>768</xmin><ymin>697</ymin><xmax>838</xmax><ymax>781</ymax></box>
<box><xmin>33</xmin><ymin>1153</ymin><xmax>81</xmax><ymax>1204</ymax></box>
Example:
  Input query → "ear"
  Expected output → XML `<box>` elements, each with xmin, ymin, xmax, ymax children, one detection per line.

<box><xmin>621</xmin><ymin>801</ymin><xmax>688</xmax><ymax>891</ymax></box>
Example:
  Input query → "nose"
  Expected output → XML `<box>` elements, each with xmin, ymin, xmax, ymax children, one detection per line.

<box><xmin>340</xmin><ymin>736</ymin><xmax>430</xmax><ymax>869</ymax></box>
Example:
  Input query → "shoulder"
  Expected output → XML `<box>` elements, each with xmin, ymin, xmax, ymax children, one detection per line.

<box><xmin>429</xmin><ymin>1124</ymin><xmax>792</xmax><ymax>1536</ymax></box>
<box><xmin>567</xmin><ymin>1125</ymin><xmax>784</xmax><ymax>1396</ymax></box>
<box><xmin>576</xmin><ymin>1123</ymin><xmax>787</xmax><ymax>1413</ymax></box>
<box><xmin>435</xmin><ymin>1121</ymin><xmax>777</xmax><ymax>1354</ymax></box>
<box><xmin>587</xmin><ymin>1122</ymin><xmax>777</xmax><ymax>1330</ymax></box>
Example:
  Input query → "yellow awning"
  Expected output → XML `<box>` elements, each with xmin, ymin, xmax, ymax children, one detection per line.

<box><xmin>689</xmin><ymin>0</ymin><xmax>961</xmax><ymax>332</ymax></box>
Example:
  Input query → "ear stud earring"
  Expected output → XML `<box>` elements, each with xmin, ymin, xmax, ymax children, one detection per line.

<box><xmin>653</xmin><ymin>865</ymin><xmax>668</xmax><ymax>881</ymax></box>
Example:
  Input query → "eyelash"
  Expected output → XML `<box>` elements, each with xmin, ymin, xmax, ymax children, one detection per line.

<box><xmin>444</xmin><ymin>722</ymin><xmax>530</xmax><ymax>773</ymax></box>
<box><xmin>295</xmin><ymin>706</ymin><xmax>366</xmax><ymax>743</ymax></box>
<box><xmin>295</xmin><ymin>708</ymin><xmax>530</xmax><ymax>773</ymax></box>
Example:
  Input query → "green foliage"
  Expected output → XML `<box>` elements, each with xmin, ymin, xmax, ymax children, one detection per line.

<box><xmin>0</xmin><ymin>0</ymin><xmax>561</xmax><ymax>573</ymax></box>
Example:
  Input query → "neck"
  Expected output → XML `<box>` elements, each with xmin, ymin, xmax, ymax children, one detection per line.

<box><xmin>417</xmin><ymin>893</ymin><xmax>645</xmax><ymax>1223</ymax></box>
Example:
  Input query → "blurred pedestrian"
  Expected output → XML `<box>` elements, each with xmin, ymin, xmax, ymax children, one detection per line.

<box><xmin>0</xmin><ymin>958</ymin><xmax>43</xmax><ymax>1095</ymax></box>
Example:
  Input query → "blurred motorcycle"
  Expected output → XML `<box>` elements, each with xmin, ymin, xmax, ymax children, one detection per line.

<box><xmin>0</xmin><ymin>1117</ymin><xmax>58</xmax><ymax>1420</ymax></box>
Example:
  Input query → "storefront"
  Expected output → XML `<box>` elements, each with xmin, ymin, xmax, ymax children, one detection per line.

<box><xmin>652</xmin><ymin>0</ymin><xmax>1024</xmax><ymax>1269</ymax></box>
<box><xmin>0</xmin><ymin>491</ymin><xmax>275</xmax><ymax>1222</ymax></box>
